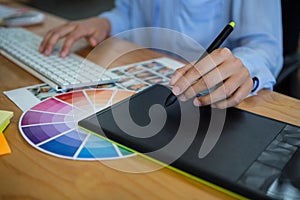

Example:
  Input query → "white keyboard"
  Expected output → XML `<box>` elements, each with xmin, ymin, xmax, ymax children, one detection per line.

<box><xmin>0</xmin><ymin>28</ymin><xmax>119</xmax><ymax>90</ymax></box>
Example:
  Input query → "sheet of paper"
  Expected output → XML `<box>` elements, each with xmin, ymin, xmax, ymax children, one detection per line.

<box><xmin>0</xmin><ymin>110</ymin><xmax>13</xmax><ymax>132</ymax></box>
<box><xmin>0</xmin><ymin>133</ymin><xmax>11</xmax><ymax>155</ymax></box>
<box><xmin>4</xmin><ymin>84</ymin><xmax>65</xmax><ymax>111</ymax></box>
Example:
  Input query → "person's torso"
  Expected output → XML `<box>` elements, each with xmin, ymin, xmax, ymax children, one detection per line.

<box><xmin>128</xmin><ymin>0</ymin><xmax>232</xmax><ymax>48</ymax></box>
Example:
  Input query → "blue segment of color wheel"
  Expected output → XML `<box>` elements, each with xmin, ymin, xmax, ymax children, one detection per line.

<box><xmin>19</xmin><ymin>89</ymin><xmax>135</xmax><ymax>160</ymax></box>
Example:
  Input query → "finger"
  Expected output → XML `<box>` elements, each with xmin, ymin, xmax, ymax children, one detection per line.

<box><xmin>39</xmin><ymin>31</ymin><xmax>53</xmax><ymax>53</ymax></box>
<box><xmin>39</xmin><ymin>31</ymin><xmax>60</xmax><ymax>55</ymax></box>
<box><xmin>60</xmin><ymin>30</ymin><xmax>85</xmax><ymax>57</ymax></box>
<box><xmin>193</xmin><ymin>71</ymin><xmax>248</xmax><ymax>107</ymax></box>
<box><xmin>40</xmin><ymin>25</ymin><xmax>74</xmax><ymax>54</ymax></box>
<box><xmin>40</xmin><ymin>25</ymin><xmax>76</xmax><ymax>56</ymax></box>
<box><xmin>182</xmin><ymin>58</ymin><xmax>235</xmax><ymax>99</ymax></box>
<box><xmin>193</xmin><ymin>83</ymin><xmax>227</xmax><ymax>107</ymax></box>
<box><xmin>171</xmin><ymin>48</ymin><xmax>232</xmax><ymax>96</ymax></box>
<box><xmin>211</xmin><ymin>77</ymin><xmax>253</xmax><ymax>109</ymax></box>
<box><xmin>87</xmin><ymin>36</ymin><xmax>98</xmax><ymax>47</ymax></box>
<box><xmin>169</xmin><ymin>62</ymin><xmax>194</xmax><ymax>86</ymax></box>
<box><xmin>87</xmin><ymin>30</ymin><xmax>106</xmax><ymax>47</ymax></box>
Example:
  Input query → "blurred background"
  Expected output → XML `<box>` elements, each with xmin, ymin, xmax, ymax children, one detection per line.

<box><xmin>24</xmin><ymin>0</ymin><xmax>115</xmax><ymax>20</ymax></box>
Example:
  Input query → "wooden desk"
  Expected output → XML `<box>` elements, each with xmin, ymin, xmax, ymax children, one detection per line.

<box><xmin>1</xmin><ymin>3</ymin><xmax>300</xmax><ymax>200</ymax></box>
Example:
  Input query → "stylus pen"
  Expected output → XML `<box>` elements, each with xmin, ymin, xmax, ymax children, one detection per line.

<box><xmin>165</xmin><ymin>21</ymin><xmax>235</xmax><ymax>107</ymax></box>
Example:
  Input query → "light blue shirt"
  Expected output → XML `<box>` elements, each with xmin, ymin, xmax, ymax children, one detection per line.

<box><xmin>100</xmin><ymin>0</ymin><xmax>283</xmax><ymax>93</ymax></box>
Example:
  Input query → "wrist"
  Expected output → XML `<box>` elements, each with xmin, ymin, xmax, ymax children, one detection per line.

<box><xmin>98</xmin><ymin>18</ymin><xmax>111</xmax><ymax>38</ymax></box>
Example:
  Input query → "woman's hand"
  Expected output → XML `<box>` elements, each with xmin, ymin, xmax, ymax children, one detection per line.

<box><xmin>39</xmin><ymin>17</ymin><xmax>111</xmax><ymax>57</ymax></box>
<box><xmin>169</xmin><ymin>48</ymin><xmax>253</xmax><ymax>109</ymax></box>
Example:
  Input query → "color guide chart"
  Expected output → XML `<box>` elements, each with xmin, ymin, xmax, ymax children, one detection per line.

<box><xmin>19</xmin><ymin>88</ymin><xmax>136</xmax><ymax>160</ymax></box>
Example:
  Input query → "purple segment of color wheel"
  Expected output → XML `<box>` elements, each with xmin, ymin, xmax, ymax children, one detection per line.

<box><xmin>22</xmin><ymin>123</ymin><xmax>73</xmax><ymax>144</ymax></box>
<box><xmin>39</xmin><ymin>130</ymin><xmax>87</xmax><ymax>157</ymax></box>
<box><xmin>31</xmin><ymin>98</ymin><xmax>72</xmax><ymax>114</ymax></box>
<box><xmin>21</xmin><ymin>111</ymin><xmax>74</xmax><ymax>126</ymax></box>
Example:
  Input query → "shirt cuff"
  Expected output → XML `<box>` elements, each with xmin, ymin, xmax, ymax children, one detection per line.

<box><xmin>251</xmin><ymin>77</ymin><xmax>259</xmax><ymax>93</ymax></box>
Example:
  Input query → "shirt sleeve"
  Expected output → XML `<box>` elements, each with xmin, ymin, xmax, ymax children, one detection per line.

<box><xmin>98</xmin><ymin>0</ymin><xmax>132</xmax><ymax>36</ymax></box>
<box><xmin>230</xmin><ymin>0</ymin><xmax>283</xmax><ymax>93</ymax></box>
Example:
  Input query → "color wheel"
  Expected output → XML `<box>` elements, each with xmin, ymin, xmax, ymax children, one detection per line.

<box><xmin>19</xmin><ymin>88</ymin><xmax>136</xmax><ymax>160</ymax></box>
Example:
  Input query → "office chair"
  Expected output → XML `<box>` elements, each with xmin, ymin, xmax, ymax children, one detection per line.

<box><xmin>274</xmin><ymin>0</ymin><xmax>300</xmax><ymax>99</ymax></box>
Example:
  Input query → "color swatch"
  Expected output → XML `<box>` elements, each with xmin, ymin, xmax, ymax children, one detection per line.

<box><xmin>0</xmin><ymin>110</ymin><xmax>13</xmax><ymax>155</ymax></box>
<box><xmin>19</xmin><ymin>88</ymin><xmax>136</xmax><ymax>160</ymax></box>
<box><xmin>0</xmin><ymin>133</ymin><xmax>11</xmax><ymax>155</ymax></box>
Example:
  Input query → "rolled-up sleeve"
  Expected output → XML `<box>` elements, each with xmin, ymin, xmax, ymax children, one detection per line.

<box><xmin>230</xmin><ymin>0</ymin><xmax>283</xmax><ymax>93</ymax></box>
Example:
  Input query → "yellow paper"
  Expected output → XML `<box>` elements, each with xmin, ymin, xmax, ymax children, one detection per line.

<box><xmin>0</xmin><ymin>133</ymin><xmax>11</xmax><ymax>155</ymax></box>
<box><xmin>0</xmin><ymin>110</ymin><xmax>13</xmax><ymax>132</ymax></box>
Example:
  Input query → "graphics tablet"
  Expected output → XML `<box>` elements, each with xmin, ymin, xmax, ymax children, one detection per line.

<box><xmin>79</xmin><ymin>84</ymin><xmax>300</xmax><ymax>200</ymax></box>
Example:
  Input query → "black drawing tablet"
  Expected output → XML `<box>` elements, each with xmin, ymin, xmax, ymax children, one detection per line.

<box><xmin>79</xmin><ymin>84</ymin><xmax>300</xmax><ymax>200</ymax></box>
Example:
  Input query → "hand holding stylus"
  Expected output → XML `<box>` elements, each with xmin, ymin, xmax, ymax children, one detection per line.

<box><xmin>168</xmin><ymin>22</ymin><xmax>253</xmax><ymax>109</ymax></box>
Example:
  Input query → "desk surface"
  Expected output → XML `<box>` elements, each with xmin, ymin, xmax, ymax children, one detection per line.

<box><xmin>1</xmin><ymin>3</ymin><xmax>300</xmax><ymax>200</ymax></box>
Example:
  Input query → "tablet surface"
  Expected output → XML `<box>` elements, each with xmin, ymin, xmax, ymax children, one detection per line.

<box><xmin>79</xmin><ymin>84</ymin><xmax>300</xmax><ymax>199</ymax></box>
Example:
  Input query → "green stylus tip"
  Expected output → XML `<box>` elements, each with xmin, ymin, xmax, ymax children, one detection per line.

<box><xmin>229</xmin><ymin>21</ymin><xmax>235</xmax><ymax>28</ymax></box>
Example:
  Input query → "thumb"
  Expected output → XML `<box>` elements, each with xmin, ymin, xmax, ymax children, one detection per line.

<box><xmin>87</xmin><ymin>37</ymin><xmax>98</xmax><ymax>47</ymax></box>
<box><xmin>87</xmin><ymin>30</ymin><xmax>107</xmax><ymax>47</ymax></box>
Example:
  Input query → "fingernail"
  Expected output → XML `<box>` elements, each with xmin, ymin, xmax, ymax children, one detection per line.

<box><xmin>172</xmin><ymin>86</ymin><xmax>180</xmax><ymax>95</ymax></box>
<box><xmin>45</xmin><ymin>49</ymin><xmax>50</xmax><ymax>55</ymax></box>
<box><xmin>61</xmin><ymin>51</ymin><xmax>67</xmax><ymax>58</ymax></box>
<box><xmin>193</xmin><ymin>98</ymin><xmax>201</xmax><ymax>106</ymax></box>
<box><xmin>91</xmin><ymin>40</ymin><xmax>97</xmax><ymax>47</ymax></box>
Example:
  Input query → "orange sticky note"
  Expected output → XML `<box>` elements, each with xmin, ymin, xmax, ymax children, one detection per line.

<box><xmin>0</xmin><ymin>133</ymin><xmax>11</xmax><ymax>155</ymax></box>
